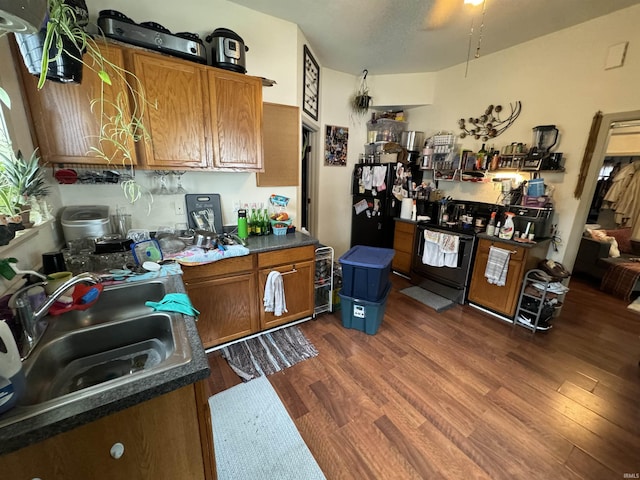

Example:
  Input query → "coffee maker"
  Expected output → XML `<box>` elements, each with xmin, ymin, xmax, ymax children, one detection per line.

<box><xmin>522</xmin><ymin>125</ymin><xmax>562</xmax><ymax>170</ymax></box>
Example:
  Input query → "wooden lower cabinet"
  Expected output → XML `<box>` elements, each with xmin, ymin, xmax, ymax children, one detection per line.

<box><xmin>2</xmin><ymin>383</ymin><xmax>215</xmax><ymax>480</ymax></box>
<box><xmin>257</xmin><ymin>245</ymin><xmax>315</xmax><ymax>330</ymax></box>
<box><xmin>183</xmin><ymin>255</ymin><xmax>258</xmax><ymax>348</ymax></box>
<box><xmin>392</xmin><ymin>220</ymin><xmax>416</xmax><ymax>276</ymax></box>
<box><xmin>183</xmin><ymin>245</ymin><xmax>316</xmax><ymax>347</ymax></box>
<box><xmin>468</xmin><ymin>237</ymin><xmax>548</xmax><ymax>318</ymax></box>
<box><xmin>258</xmin><ymin>259</ymin><xmax>315</xmax><ymax>330</ymax></box>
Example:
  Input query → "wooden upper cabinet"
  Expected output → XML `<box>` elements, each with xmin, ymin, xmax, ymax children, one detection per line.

<box><xmin>130</xmin><ymin>52</ymin><xmax>211</xmax><ymax>169</ymax></box>
<box><xmin>257</xmin><ymin>102</ymin><xmax>300</xmax><ymax>186</ymax></box>
<box><xmin>14</xmin><ymin>42</ymin><xmax>137</xmax><ymax>165</ymax></box>
<box><xmin>208</xmin><ymin>69</ymin><xmax>263</xmax><ymax>171</ymax></box>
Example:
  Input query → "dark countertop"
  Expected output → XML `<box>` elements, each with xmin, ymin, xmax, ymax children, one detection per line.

<box><xmin>0</xmin><ymin>274</ymin><xmax>210</xmax><ymax>456</ymax></box>
<box><xmin>396</xmin><ymin>217</ymin><xmax>553</xmax><ymax>250</ymax></box>
<box><xmin>476</xmin><ymin>233</ymin><xmax>553</xmax><ymax>249</ymax></box>
<box><xmin>0</xmin><ymin>234</ymin><xmax>320</xmax><ymax>455</ymax></box>
<box><xmin>242</xmin><ymin>231</ymin><xmax>319</xmax><ymax>253</ymax></box>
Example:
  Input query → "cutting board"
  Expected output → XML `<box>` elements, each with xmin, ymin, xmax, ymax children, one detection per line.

<box><xmin>185</xmin><ymin>194</ymin><xmax>223</xmax><ymax>233</ymax></box>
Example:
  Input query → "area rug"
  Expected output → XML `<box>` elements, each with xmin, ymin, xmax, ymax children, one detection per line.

<box><xmin>209</xmin><ymin>376</ymin><xmax>326</xmax><ymax>480</ymax></box>
<box><xmin>220</xmin><ymin>325</ymin><xmax>318</xmax><ymax>381</ymax></box>
<box><xmin>399</xmin><ymin>286</ymin><xmax>455</xmax><ymax>312</ymax></box>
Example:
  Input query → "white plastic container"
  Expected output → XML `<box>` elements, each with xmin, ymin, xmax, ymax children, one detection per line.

<box><xmin>0</xmin><ymin>321</ymin><xmax>25</xmax><ymax>414</ymax></box>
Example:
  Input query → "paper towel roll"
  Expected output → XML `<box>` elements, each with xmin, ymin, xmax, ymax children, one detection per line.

<box><xmin>400</xmin><ymin>198</ymin><xmax>413</xmax><ymax>219</ymax></box>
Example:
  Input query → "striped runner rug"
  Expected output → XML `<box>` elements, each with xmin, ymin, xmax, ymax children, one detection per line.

<box><xmin>220</xmin><ymin>326</ymin><xmax>319</xmax><ymax>381</ymax></box>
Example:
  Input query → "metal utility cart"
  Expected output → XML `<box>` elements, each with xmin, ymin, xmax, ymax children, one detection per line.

<box><xmin>314</xmin><ymin>246</ymin><xmax>334</xmax><ymax>316</ymax></box>
<box><xmin>514</xmin><ymin>268</ymin><xmax>568</xmax><ymax>334</ymax></box>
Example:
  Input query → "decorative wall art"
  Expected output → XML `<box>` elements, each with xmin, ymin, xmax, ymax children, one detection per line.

<box><xmin>458</xmin><ymin>101</ymin><xmax>522</xmax><ymax>141</ymax></box>
<box><xmin>303</xmin><ymin>45</ymin><xmax>319</xmax><ymax>120</ymax></box>
<box><xmin>325</xmin><ymin>125</ymin><xmax>349</xmax><ymax>166</ymax></box>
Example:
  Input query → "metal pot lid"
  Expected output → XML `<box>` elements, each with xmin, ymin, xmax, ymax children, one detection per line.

<box><xmin>206</xmin><ymin>28</ymin><xmax>244</xmax><ymax>43</ymax></box>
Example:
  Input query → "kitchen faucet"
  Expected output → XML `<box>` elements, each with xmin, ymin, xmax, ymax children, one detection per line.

<box><xmin>10</xmin><ymin>272</ymin><xmax>102</xmax><ymax>360</ymax></box>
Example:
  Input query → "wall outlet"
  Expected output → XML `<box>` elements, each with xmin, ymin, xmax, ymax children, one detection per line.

<box><xmin>233</xmin><ymin>201</ymin><xmax>240</xmax><ymax>213</ymax></box>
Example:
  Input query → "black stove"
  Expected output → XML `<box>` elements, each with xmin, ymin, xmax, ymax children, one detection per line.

<box><xmin>417</xmin><ymin>221</ymin><xmax>479</xmax><ymax>238</ymax></box>
<box><xmin>97</xmin><ymin>10</ymin><xmax>207</xmax><ymax>64</ymax></box>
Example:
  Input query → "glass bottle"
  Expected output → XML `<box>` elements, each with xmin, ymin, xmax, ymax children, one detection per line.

<box><xmin>252</xmin><ymin>207</ymin><xmax>262</xmax><ymax>236</ymax></box>
<box><xmin>262</xmin><ymin>208</ymin><xmax>271</xmax><ymax>235</ymax></box>
<box><xmin>247</xmin><ymin>205</ymin><xmax>255</xmax><ymax>236</ymax></box>
<box><xmin>486</xmin><ymin>212</ymin><xmax>496</xmax><ymax>236</ymax></box>
<box><xmin>476</xmin><ymin>143</ymin><xmax>487</xmax><ymax>170</ymax></box>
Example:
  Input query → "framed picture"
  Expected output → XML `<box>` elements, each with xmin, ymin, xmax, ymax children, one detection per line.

<box><xmin>303</xmin><ymin>45</ymin><xmax>319</xmax><ymax>120</ymax></box>
<box><xmin>325</xmin><ymin>125</ymin><xmax>348</xmax><ymax>166</ymax></box>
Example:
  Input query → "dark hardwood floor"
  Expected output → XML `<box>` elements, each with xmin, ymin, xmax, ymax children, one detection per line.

<box><xmin>205</xmin><ymin>274</ymin><xmax>640</xmax><ymax>479</ymax></box>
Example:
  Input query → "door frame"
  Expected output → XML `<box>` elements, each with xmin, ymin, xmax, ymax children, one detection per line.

<box><xmin>302</xmin><ymin>122</ymin><xmax>320</xmax><ymax>236</ymax></box>
<box><xmin>568</xmin><ymin>109</ymin><xmax>640</xmax><ymax>269</ymax></box>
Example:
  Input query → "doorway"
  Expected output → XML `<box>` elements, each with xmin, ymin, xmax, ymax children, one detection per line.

<box><xmin>301</xmin><ymin>124</ymin><xmax>319</xmax><ymax>235</ymax></box>
<box><xmin>569</xmin><ymin>110</ymin><xmax>640</xmax><ymax>270</ymax></box>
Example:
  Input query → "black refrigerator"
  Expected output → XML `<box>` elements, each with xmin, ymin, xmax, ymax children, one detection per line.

<box><xmin>350</xmin><ymin>162</ymin><xmax>400</xmax><ymax>248</ymax></box>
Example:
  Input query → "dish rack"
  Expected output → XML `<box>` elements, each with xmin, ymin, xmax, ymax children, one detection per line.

<box><xmin>314</xmin><ymin>246</ymin><xmax>334</xmax><ymax>316</ymax></box>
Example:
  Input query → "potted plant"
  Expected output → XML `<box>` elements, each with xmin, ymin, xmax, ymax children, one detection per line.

<box><xmin>14</xmin><ymin>0</ymin><xmax>88</xmax><ymax>88</ymax></box>
<box><xmin>0</xmin><ymin>148</ymin><xmax>50</xmax><ymax>225</ymax></box>
<box><xmin>350</xmin><ymin>69</ymin><xmax>372</xmax><ymax>117</ymax></box>
<box><xmin>12</xmin><ymin>0</ymin><xmax>153</xmax><ymax>208</ymax></box>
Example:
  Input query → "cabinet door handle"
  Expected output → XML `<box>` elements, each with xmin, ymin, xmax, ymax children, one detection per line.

<box><xmin>110</xmin><ymin>442</ymin><xmax>125</xmax><ymax>459</ymax></box>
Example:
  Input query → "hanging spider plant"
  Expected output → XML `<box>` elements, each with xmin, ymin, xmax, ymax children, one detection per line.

<box><xmin>17</xmin><ymin>0</ymin><xmax>155</xmax><ymax>208</ymax></box>
<box><xmin>350</xmin><ymin>69</ymin><xmax>372</xmax><ymax>117</ymax></box>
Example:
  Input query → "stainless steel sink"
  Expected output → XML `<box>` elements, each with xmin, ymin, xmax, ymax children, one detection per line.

<box><xmin>19</xmin><ymin>312</ymin><xmax>189</xmax><ymax>406</ymax></box>
<box><xmin>0</xmin><ymin>278</ymin><xmax>193</xmax><ymax>427</ymax></box>
<box><xmin>47</xmin><ymin>279</ymin><xmax>169</xmax><ymax>332</ymax></box>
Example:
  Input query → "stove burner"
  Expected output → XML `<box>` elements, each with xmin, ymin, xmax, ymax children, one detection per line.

<box><xmin>98</xmin><ymin>9</ymin><xmax>135</xmax><ymax>24</ymax></box>
<box><xmin>175</xmin><ymin>32</ymin><xmax>204</xmax><ymax>45</ymax></box>
<box><xmin>139</xmin><ymin>21</ymin><xmax>171</xmax><ymax>34</ymax></box>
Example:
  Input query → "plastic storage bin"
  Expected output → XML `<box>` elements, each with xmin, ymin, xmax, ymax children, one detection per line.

<box><xmin>339</xmin><ymin>245</ymin><xmax>395</xmax><ymax>301</ymax></box>
<box><xmin>339</xmin><ymin>282</ymin><xmax>391</xmax><ymax>335</ymax></box>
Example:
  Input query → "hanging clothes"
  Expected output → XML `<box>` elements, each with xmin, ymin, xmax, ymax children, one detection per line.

<box><xmin>604</xmin><ymin>161</ymin><xmax>640</xmax><ymax>231</ymax></box>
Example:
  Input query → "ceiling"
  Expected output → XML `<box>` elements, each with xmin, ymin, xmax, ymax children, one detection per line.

<box><xmin>228</xmin><ymin>0</ymin><xmax>640</xmax><ymax>75</ymax></box>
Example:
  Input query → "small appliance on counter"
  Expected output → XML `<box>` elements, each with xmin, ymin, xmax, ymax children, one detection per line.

<box><xmin>60</xmin><ymin>205</ymin><xmax>111</xmax><ymax>244</ymax></box>
<box><xmin>506</xmin><ymin>205</ymin><xmax>554</xmax><ymax>239</ymax></box>
<box><xmin>205</xmin><ymin>28</ymin><xmax>248</xmax><ymax>73</ymax></box>
<box><xmin>521</xmin><ymin>125</ymin><xmax>563</xmax><ymax>171</ymax></box>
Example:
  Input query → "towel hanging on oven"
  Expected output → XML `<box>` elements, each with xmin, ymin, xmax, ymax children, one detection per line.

<box><xmin>421</xmin><ymin>229</ymin><xmax>459</xmax><ymax>268</ymax></box>
<box><xmin>485</xmin><ymin>246</ymin><xmax>511</xmax><ymax>286</ymax></box>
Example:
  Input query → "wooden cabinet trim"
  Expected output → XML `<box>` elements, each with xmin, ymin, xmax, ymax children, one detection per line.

<box><xmin>257</xmin><ymin>245</ymin><xmax>315</xmax><ymax>269</ymax></box>
<box><xmin>182</xmin><ymin>254</ymin><xmax>255</xmax><ymax>282</ymax></box>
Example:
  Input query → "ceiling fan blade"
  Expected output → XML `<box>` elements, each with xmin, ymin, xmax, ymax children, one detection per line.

<box><xmin>424</xmin><ymin>0</ymin><xmax>463</xmax><ymax>30</ymax></box>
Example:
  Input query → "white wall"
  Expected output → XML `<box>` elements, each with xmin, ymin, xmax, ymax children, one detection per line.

<box><xmin>404</xmin><ymin>5</ymin><xmax>640</xmax><ymax>267</ymax></box>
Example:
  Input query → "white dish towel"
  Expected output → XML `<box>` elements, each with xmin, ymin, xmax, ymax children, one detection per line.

<box><xmin>422</xmin><ymin>229</ymin><xmax>444</xmax><ymax>267</ymax></box>
<box><xmin>264</xmin><ymin>271</ymin><xmax>288</xmax><ymax>316</ymax></box>
<box><xmin>485</xmin><ymin>246</ymin><xmax>511</xmax><ymax>286</ymax></box>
